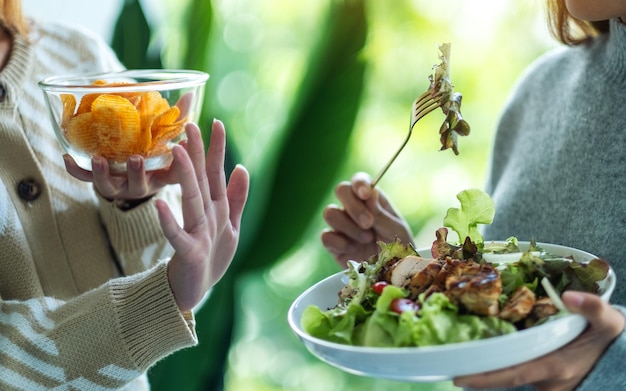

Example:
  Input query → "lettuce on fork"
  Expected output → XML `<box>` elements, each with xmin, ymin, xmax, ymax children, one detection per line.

<box><xmin>429</xmin><ymin>43</ymin><xmax>471</xmax><ymax>155</ymax></box>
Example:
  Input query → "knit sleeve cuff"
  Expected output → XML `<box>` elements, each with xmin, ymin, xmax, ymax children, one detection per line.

<box><xmin>98</xmin><ymin>191</ymin><xmax>165</xmax><ymax>252</ymax></box>
<box><xmin>109</xmin><ymin>261</ymin><xmax>198</xmax><ymax>369</ymax></box>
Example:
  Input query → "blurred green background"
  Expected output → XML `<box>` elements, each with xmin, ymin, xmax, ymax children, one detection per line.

<box><xmin>45</xmin><ymin>0</ymin><xmax>558</xmax><ymax>389</ymax></box>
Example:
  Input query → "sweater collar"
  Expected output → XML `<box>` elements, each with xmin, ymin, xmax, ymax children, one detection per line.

<box><xmin>0</xmin><ymin>33</ymin><xmax>32</xmax><ymax>104</ymax></box>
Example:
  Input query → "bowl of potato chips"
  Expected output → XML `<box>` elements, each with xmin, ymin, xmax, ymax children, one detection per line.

<box><xmin>39</xmin><ymin>69</ymin><xmax>209</xmax><ymax>172</ymax></box>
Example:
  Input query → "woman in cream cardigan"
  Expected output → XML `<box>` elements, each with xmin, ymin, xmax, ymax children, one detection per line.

<box><xmin>0</xmin><ymin>1</ymin><xmax>249</xmax><ymax>389</ymax></box>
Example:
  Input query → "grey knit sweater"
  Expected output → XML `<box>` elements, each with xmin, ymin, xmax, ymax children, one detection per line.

<box><xmin>480</xmin><ymin>18</ymin><xmax>626</xmax><ymax>391</ymax></box>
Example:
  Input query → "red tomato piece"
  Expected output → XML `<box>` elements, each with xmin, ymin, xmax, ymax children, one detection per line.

<box><xmin>372</xmin><ymin>281</ymin><xmax>389</xmax><ymax>295</ymax></box>
<box><xmin>390</xmin><ymin>298</ymin><xmax>420</xmax><ymax>314</ymax></box>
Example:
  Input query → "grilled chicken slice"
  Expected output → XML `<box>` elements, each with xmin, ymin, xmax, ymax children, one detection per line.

<box><xmin>444</xmin><ymin>259</ymin><xmax>502</xmax><ymax>316</ymax></box>
<box><xmin>533</xmin><ymin>297</ymin><xmax>559</xmax><ymax>318</ymax></box>
<box><xmin>406</xmin><ymin>260</ymin><xmax>443</xmax><ymax>300</ymax></box>
<box><xmin>382</xmin><ymin>255</ymin><xmax>442</xmax><ymax>299</ymax></box>
<box><xmin>499</xmin><ymin>286</ymin><xmax>536</xmax><ymax>323</ymax></box>
<box><xmin>524</xmin><ymin>297</ymin><xmax>559</xmax><ymax>328</ymax></box>
<box><xmin>384</xmin><ymin>255</ymin><xmax>431</xmax><ymax>286</ymax></box>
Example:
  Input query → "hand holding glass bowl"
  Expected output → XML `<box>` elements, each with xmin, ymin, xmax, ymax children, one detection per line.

<box><xmin>39</xmin><ymin>69</ymin><xmax>209</xmax><ymax>172</ymax></box>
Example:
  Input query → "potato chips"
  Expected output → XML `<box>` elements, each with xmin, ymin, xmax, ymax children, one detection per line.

<box><xmin>60</xmin><ymin>81</ymin><xmax>187</xmax><ymax>162</ymax></box>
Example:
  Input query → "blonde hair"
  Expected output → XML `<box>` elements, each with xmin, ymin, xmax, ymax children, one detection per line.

<box><xmin>546</xmin><ymin>0</ymin><xmax>610</xmax><ymax>45</ymax></box>
<box><xmin>0</xmin><ymin>0</ymin><xmax>27</xmax><ymax>36</ymax></box>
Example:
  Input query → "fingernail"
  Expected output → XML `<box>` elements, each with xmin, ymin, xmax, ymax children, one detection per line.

<box><xmin>92</xmin><ymin>157</ymin><xmax>103</xmax><ymax>172</ymax></box>
<box><xmin>563</xmin><ymin>291</ymin><xmax>584</xmax><ymax>308</ymax></box>
<box><xmin>129</xmin><ymin>156</ymin><xmax>142</xmax><ymax>170</ymax></box>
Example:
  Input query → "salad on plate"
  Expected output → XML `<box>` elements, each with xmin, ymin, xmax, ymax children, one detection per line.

<box><xmin>302</xmin><ymin>189</ymin><xmax>610</xmax><ymax>348</ymax></box>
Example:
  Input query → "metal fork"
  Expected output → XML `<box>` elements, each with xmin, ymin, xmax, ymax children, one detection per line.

<box><xmin>370</xmin><ymin>90</ymin><xmax>445</xmax><ymax>187</ymax></box>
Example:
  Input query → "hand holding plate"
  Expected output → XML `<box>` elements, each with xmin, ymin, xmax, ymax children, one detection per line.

<box><xmin>453</xmin><ymin>291</ymin><xmax>625</xmax><ymax>390</ymax></box>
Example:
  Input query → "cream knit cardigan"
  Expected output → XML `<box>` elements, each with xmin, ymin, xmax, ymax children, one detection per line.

<box><xmin>0</xmin><ymin>20</ymin><xmax>196</xmax><ymax>390</ymax></box>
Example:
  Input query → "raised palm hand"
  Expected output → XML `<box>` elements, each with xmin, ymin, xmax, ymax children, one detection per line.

<box><xmin>155</xmin><ymin>120</ymin><xmax>249</xmax><ymax>312</ymax></box>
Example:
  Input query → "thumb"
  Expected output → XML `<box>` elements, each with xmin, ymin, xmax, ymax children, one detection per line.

<box><xmin>562</xmin><ymin>290</ymin><xmax>626</xmax><ymax>349</ymax></box>
<box><xmin>562</xmin><ymin>291</ymin><xmax>602</xmax><ymax>315</ymax></box>
<box><xmin>562</xmin><ymin>291</ymin><xmax>614</xmax><ymax>330</ymax></box>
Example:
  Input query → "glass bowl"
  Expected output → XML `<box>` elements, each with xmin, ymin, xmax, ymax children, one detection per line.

<box><xmin>39</xmin><ymin>69</ymin><xmax>209</xmax><ymax>172</ymax></box>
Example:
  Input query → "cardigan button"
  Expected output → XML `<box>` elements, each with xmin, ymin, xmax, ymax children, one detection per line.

<box><xmin>17</xmin><ymin>178</ymin><xmax>42</xmax><ymax>201</ymax></box>
<box><xmin>0</xmin><ymin>84</ymin><xmax>7</xmax><ymax>102</ymax></box>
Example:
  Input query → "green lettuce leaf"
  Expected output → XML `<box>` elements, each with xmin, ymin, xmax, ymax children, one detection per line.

<box><xmin>411</xmin><ymin>293</ymin><xmax>516</xmax><ymax>346</ymax></box>
<box><xmin>443</xmin><ymin>188</ymin><xmax>495</xmax><ymax>247</ymax></box>
<box><xmin>359</xmin><ymin>285</ymin><xmax>411</xmax><ymax>347</ymax></box>
<box><xmin>302</xmin><ymin>302</ymin><xmax>370</xmax><ymax>345</ymax></box>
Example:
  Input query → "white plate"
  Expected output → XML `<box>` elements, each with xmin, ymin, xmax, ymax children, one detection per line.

<box><xmin>287</xmin><ymin>242</ymin><xmax>616</xmax><ymax>382</ymax></box>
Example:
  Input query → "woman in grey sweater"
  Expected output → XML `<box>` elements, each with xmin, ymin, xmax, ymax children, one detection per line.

<box><xmin>321</xmin><ymin>1</ymin><xmax>626</xmax><ymax>390</ymax></box>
